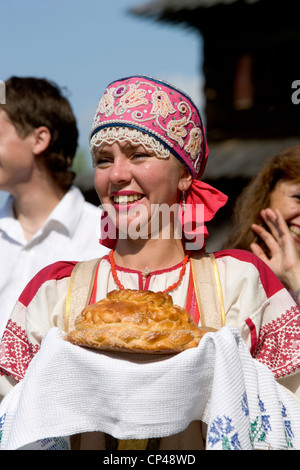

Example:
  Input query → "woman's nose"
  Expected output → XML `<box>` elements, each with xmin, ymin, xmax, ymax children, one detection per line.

<box><xmin>109</xmin><ymin>158</ymin><xmax>131</xmax><ymax>185</ymax></box>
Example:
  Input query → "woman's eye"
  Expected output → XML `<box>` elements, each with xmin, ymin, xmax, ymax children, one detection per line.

<box><xmin>131</xmin><ymin>152</ymin><xmax>152</xmax><ymax>160</ymax></box>
<box><xmin>93</xmin><ymin>157</ymin><xmax>111</xmax><ymax>167</ymax></box>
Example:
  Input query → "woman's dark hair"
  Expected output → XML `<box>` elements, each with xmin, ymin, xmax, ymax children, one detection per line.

<box><xmin>224</xmin><ymin>146</ymin><xmax>300</xmax><ymax>251</ymax></box>
<box><xmin>0</xmin><ymin>76</ymin><xmax>78</xmax><ymax>191</ymax></box>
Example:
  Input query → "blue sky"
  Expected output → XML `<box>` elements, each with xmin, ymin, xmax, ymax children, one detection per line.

<box><xmin>0</xmin><ymin>0</ymin><xmax>204</xmax><ymax>204</ymax></box>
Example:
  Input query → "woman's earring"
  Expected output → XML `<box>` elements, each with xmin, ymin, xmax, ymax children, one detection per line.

<box><xmin>181</xmin><ymin>190</ymin><xmax>186</xmax><ymax>213</ymax></box>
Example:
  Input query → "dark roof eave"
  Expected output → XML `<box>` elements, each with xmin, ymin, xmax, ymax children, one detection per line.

<box><xmin>129</xmin><ymin>0</ymin><xmax>277</xmax><ymax>29</ymax></box>
<box><xmin>129</xmin><ymin>0</ymin><xmax>263</xmax><ymax>18</ymax></box>
<box><xmin>128</xmin><ymin>0</ymin><xmax>217</xmax><ymax>28</ymax></box>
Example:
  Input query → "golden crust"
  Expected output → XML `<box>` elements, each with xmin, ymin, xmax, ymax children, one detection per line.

<box><xmin>66</xmin><ymin>289</ymin><xmax>208</xmax><ymax>354</ymax></box>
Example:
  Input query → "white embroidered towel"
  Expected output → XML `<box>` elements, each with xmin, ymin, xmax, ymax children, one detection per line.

<box><xmin>1</xmin><ymin>326</ymin><xmax>300</xmax><ymax>450</ymax></box>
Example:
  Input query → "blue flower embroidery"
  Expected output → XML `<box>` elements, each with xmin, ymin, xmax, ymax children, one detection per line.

<box><xmin>0</xmin><ymin>413</ymin><xmax>6</xmax><ymax>444</ymax></box>
<box><xmin>280</xmin><ymin>401</ymin><xmax>294</xmax><ymax>448</ymax></box>
<box><xmin>208</xmin><ymin>416</ymin><xmax>241</xmax><ymax>450</ymax></box>
<box><xmin>208</xmin><ymin>393</ymin><xmax>273</xmax><ymax>450</ymax></box>
<box><xmin>241</xmin><ymin>392</ymin><xmax>249</xmax><ymax>416</ymax></box>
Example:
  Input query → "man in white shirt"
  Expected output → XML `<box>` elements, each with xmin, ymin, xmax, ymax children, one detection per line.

<box><xmin>0</xmin><ymin>76</ymin><xmax>108</xmax><ymax>338</ymax></box>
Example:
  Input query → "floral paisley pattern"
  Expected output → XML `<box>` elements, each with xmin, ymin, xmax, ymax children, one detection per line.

<box><xmin>151</xmin><ymin>90</ymin><xmax>176</xmax><ymax>119</ymax></box>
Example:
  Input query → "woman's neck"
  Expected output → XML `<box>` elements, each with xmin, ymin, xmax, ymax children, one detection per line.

<box><xmin>113</xmin><ymin>238</ymin><xmax>186</xmax><ymax>273</ymax></box>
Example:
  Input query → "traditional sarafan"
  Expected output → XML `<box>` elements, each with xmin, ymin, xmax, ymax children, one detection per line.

<box><xmin>66</xmin><ymin>289</ymin><xmax>207</xmax><ymax>354</ymax></box>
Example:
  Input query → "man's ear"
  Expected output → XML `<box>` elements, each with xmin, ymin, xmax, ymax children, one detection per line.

<box><xmin>32</xmin><ymin>126</ymin><xmax>51</xmax><ymax>156</ymax></box>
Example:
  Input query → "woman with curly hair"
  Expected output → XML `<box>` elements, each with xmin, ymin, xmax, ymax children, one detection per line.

<box><xmin>224</xmin><ymin>146</ymin><xmax>300</xmax><ymax>302</ymax></box>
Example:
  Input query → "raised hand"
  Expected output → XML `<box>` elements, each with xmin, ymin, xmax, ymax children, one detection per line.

<box><xmin>251</xmin><ymin>208</ymin><xmax>300</xmax><ymax>298</ymax></box>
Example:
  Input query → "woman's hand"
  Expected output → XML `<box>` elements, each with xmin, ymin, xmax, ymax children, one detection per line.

<box><xmin>250</xmin><ymin>208</ymin><xmax>300</xmax><ymax>296</ymax></box>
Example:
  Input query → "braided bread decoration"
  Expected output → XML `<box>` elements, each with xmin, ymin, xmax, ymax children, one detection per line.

<box><xmin>66</xmin><ymin>289</ymin><xmax>207</xmax><ymax>354</ymax></box>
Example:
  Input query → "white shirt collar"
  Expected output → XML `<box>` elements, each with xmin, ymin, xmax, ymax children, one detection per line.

<box><xmin>45</xmin><ymin>186</ymin><xmax>85</xmax><ymax>237</ymax></box>
<box><xmin>0</xmin><ymin>185</ymin><xmax>86</xmax><ymax>243</ymax></box>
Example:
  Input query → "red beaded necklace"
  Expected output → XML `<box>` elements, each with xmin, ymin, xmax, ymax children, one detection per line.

<box><xmin>108</xmin><ymin>249</ymin><xmax>190</xmax><ymax>294</ymax></box>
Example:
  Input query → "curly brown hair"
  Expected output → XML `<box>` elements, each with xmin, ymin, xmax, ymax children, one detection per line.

<box><xmin>224</xmin><ymin>146</ymin><xmax>300</xmax><ymax>251</ymax></box>
<box><xmin>0</xmin><ymin>76</ymin><xmax>78</xmax><ymax>191</ymax></box>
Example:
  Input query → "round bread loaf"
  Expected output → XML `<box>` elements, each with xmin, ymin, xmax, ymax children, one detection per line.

<box><xmin>66</xmin><ymin>289</ymin><xmax>207</xmax><ymax>354</ymax></box>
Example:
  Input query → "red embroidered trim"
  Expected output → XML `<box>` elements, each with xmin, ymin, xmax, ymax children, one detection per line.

<box><xmin>245</xmin><ymin>317</ymin><xmax>258</xmax><ymax>356</ymax></box>
<box><xmin>0</xmin><ymin>320</ymin><xmax>40</xmax><ymax>382</ymax></box>
<box><xmin>252</xmin><ymin>305</ymin><xmax>300</xmax><ymax>379</ymax></box>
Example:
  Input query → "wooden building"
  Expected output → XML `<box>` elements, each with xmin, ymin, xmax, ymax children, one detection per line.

<box><xmin>130</xmin><ymin>0</ymin><xmax>300</xmax><ymax>249</ymax></box>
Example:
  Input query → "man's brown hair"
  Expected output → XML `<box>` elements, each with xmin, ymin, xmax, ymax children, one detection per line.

<box><xmin>0</xmin><ymin>76</ymin><xmax>78</xmax><ymax>191</ymax></box>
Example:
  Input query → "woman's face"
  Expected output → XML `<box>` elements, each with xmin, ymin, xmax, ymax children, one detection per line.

<box><xmin>93</xmin><ymin>140</ymin><xmax>191</xmax><ymax>241</ymax></box>
<box><xmin>269</xmin><ymin>180</ymin><xmax>300</xmax><ymax>253</ymax></box>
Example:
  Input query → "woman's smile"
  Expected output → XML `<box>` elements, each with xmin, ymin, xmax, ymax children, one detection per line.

<box><xmin>111</xmin><ymin>191</ymin><xmax>145</xmax><ymax>210</ymax></box>
<box><xmin>290</xmin><ymin>225</ymin><xmax>300</xmax><ymax>239</ymax></box>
